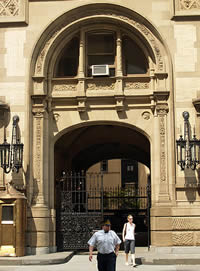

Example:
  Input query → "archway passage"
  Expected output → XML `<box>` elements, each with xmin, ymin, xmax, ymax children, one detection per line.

<box><xmin>55</xmin><ymin>124</ymin><xmax>151</xmax><ymax>251</ymax></box>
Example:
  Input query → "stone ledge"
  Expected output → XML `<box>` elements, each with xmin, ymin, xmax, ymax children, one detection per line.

<box><xmin>0</xmin><ymin>251</ymin><xmax>74</xmax><ymax>265</ymax></box>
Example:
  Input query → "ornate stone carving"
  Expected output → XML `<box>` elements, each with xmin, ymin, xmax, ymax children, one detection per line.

<box><xmin>124</xmin><ymin>82</ymin><xmax>149</xmax><ymax>90</ymax></box>
<box><xmin>35</xmin><ymin>117</ymin><xmax>41</xmax><ymax>181</ymax></box>
<box><xmin>157</xmin><ymin>106</ymin><xmax>168</xmax><ymax>183</ymax></box>
<box><xmin>53</xmin><ymin>84</ymin><xmax>77</xmax><ymax>92</ymax></box>
<box><xmin>180</xmin><ymin>0</ymin><xmax>200</xmax><ymax>10</ymax></box>
<box><xmin>159</xmin><ymin>115</ymin><xmax>166</xmax><ymax>182</ymax></box>
<box><xmin>142</xmin><ymin>111</ymin><xmax>151</xmax><ymax>120</ymax></box>
<box><xmin>0</xmin><ymin>0</ymin><xmax>19</xmax><ymax>16</ymax></box>
<box><xmin>87</xmin><ymin>82</ymin><xmax>115</xmax><ymax>90</ymax></box>
<box><xmin>172</xmin><ymin>232</ymin><xmax>194</xmax><ymax>246</ymax></box>
<box><xmin>35</xmin><ymin>7</ymin><xmax>164</xmax><ymax>75</ymax></box>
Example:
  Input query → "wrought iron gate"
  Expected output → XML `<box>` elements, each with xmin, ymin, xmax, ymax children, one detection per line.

<box><xmin>56</xmin><ymin>172</ymin><xmax>151</xmax><ymax>251</ymax></box>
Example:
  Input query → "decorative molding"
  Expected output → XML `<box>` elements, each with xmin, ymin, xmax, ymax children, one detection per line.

<box><xmin>52</xmin><ymin>84</ymin><xmax>77</xmax><ymax>92</ymax></box>
<box><xmin>124</xmin><ymin>82</ymin><xmax>149</xmax><ymax>90</ymax></box>
<box><xmin>34</xmin><ymin>7</ymin><xmax>164</xmax><ymax>76</ymax></box>
<box><xmin>87</xmin><ymin>82</ymin><xmax>115</xmax><ymax>91</ymax></box>
<box><xmin>0</xmin><ymin>0</ymin><xmax>28</xmax><ymax>23</ymax></box>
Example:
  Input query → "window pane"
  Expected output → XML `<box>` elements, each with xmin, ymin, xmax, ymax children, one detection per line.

<box><xmin>123</xmin><ymin>37</ymin><xmax>148</xmax><ymax>74</ymax></box>
<box><xmin>88</xmin><ymin>33</ymin><xmax>114</xmax><ymax>54</ymax></box>
<box><xmin>100</xmin><ymin>160</ymin><xmax>108</xmax><ymax>173</ymax></box>
<box><xmin>2</xmin><ymin>206</ymin><xmax>13</xmax><ymax>221</ymax></box>
<box><xmin>88</xmin><ymin>55</ymin><xmax>114</xmax><ymax>66</ymax></box>
<box><xmin>55</xmin><ymin>37</ymin><xmax>79</xmax><ymax>77</ymax></box>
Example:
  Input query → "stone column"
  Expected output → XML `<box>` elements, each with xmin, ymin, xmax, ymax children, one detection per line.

<box><xmin>115</xmin><ymin>30</ymin><xmax>123</xmax><ymax>103</ymax></box>
<box><xmin>78</xmin><ymin>30</ymin><xmax>85</xmax><ymax>78</ymax></box>
<box><xmin>77</xmin><ymin>30</ymin><xmax>85</xmax><ymax>97</ymax></box>
<box><xmin>156</xmin><ymin>105</ymin><xmax>170</xmax><ymax>202</ymax></box>
<box><xmin>116</xmin><ymin>31</ymin><xmax>123</xmax><ymax>77</ymax></box>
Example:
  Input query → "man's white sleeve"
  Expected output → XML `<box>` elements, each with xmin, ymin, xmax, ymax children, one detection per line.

<box><xmin>88</xmin><ymin>233</ymin><xmax>97</xmax><ymax>246</ymax></box>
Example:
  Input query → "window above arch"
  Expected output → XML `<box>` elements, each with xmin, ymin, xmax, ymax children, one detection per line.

<box><xmin>87</xmin><ymin>31</ymin><xmax>116</xmax><ymax>77</ymax></box>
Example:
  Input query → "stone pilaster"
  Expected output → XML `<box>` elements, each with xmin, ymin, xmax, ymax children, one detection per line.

<box><xmin>115</xmin><ymin>30</ymin><xmax>123</xmax><ymax>94</ymax></box>
<box><xmin>77</xmin><ymin>30</ymin><xmax>86</xmax><ymax>96</ymax></box>
<box><xmin>32</xmin><ymin>105</ymin><xmax>48</xmax><ymax>207</ymax></box>
<box><xmin>156</xmin><ymin>105</ymin><xmax>170</xmax><ymax>202</ymax></box>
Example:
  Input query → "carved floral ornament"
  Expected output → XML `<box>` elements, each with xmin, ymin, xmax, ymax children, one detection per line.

<box><xmin>180</xmin><ymin>0</ymin><xmax>200</xmax><ymax>9</ymax></box>
<box><xmin>0</xmin><ymin>0</ymin><xmax>19</xmax><ymax>16</ymax></box>
<box><xmin>34</xmin><ymin>7</ymin><xmax>165</xmax><ymax>76</ymax></box>
<box><xmin>87</xmin><ymin>82</ymin><xmax>115</xmax><ymax>91</ymax></box>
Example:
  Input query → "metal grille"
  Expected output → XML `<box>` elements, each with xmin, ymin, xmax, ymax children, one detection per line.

<box><xmin>56</xmin><ymin>172</ymin><xmax>151</xmax><ymax>250</ymax></box>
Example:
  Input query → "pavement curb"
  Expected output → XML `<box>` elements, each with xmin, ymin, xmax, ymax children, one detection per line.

<box><xmin>140</xmin><ymin>256</ymin><xmax>200</xmax><ymax>265</ymax></box>
<box><xmin>0</xmin><ymin>251</ymin><xmax>74</xmax><ymax>266</ymax></box>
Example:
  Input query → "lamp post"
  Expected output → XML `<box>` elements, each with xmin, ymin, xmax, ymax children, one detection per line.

<box><xmin>176</xmin><ymin>111</ymin><xmax>200</xmax><ymax>170</ymax></box>
<box><xmin>0</xmin><ymin>115</ymin><xmax>23</xmax><ymax>173</ymax></box>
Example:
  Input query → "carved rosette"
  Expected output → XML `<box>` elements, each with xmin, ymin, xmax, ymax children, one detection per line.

<box><xmin>0</xmin><ymin>0</ymin><xmax>19</xmax><ymax>16</ymax></box>
<box><xmin>180</xmin><ymin>0</ymin><xmax>200</xmax><ymax>10</ymax></box>
<box><xmin>34</xmin><ymin>8</ymin><xmax>164</xmax><ymax>75</ymax></box>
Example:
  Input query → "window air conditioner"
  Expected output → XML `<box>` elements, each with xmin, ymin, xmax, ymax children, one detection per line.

<box><xmin>92</xmin><ymin>65</ymin><xmax>109</xmax><ymax>76</ymax></box>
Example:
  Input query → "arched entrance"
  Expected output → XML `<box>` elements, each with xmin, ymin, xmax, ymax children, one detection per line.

<box><xmin>54</xmin><ymin>123</ymin><xmax>151</xmax><ymax>250</ymax></box>
<box><xmin>29</xmin><ymin>3</ymin><xmax>174</xmax><ymax>254</ymax></box>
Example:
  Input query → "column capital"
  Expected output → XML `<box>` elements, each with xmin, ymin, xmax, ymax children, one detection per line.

<box><xmin>32</xmin><ymin>107</ymin><xmax>46</xmax><ymax>117</ymax></box>
<box><xmin>156</xmin><ymin>104</ymin><xmax>169</xmax><ymax>115</ymax></box>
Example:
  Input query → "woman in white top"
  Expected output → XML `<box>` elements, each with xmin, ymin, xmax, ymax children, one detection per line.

<box><xmin>122</xmin><ymin>215</ymin><xmax>136</xmax><ymax>267</ymax></box>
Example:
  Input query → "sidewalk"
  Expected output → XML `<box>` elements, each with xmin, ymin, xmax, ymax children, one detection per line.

<box><xmin>1</xmin><ymin>247</ymin><xmax>200</xmax><ymax>266</ymax></box>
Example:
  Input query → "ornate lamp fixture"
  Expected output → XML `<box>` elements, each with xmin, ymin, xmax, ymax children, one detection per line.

<box><xmin>176</xmin><ymin>111</ymin><xmax>200</xmax><ymax>170</ymax></box>
<box><xmin>0</xmin><ymin>115</ymin><xmax>23</xmax><ymax>173</ymax></box>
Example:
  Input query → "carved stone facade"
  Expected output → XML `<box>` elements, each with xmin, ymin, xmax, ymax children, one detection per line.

<box><xmin>1</xmin><ymin>0</ymin><xmax>200</xmax><ymax>255</ymax></box>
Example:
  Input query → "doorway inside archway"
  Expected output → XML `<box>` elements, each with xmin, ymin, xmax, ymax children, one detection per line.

<box><xmin>54</xmin><ymin>124</ymin><xmax>151</xmax><ymax>251</ymax></box>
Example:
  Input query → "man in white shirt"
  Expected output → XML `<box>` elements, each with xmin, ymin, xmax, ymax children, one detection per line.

<box><xmin>88</xmin><ymin>219</ymin><xmax>121</xmax><ymax>271</ymax></box>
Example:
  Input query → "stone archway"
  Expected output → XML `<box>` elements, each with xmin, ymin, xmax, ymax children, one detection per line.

<box><xmin>54</xmin><ymin>122</ymin><xmax>151</xmax><ymax>250</ymax></box>
<box><xmin>28</xmin><ymin>3</ymin><xmax>174</xmax><ymax>254</ymax></box>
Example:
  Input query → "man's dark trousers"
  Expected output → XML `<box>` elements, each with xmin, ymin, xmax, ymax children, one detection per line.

<box><xmin>97</xmin><ymin>252</ymin><xmax>116</xmax><ymax>271</ymax></box>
